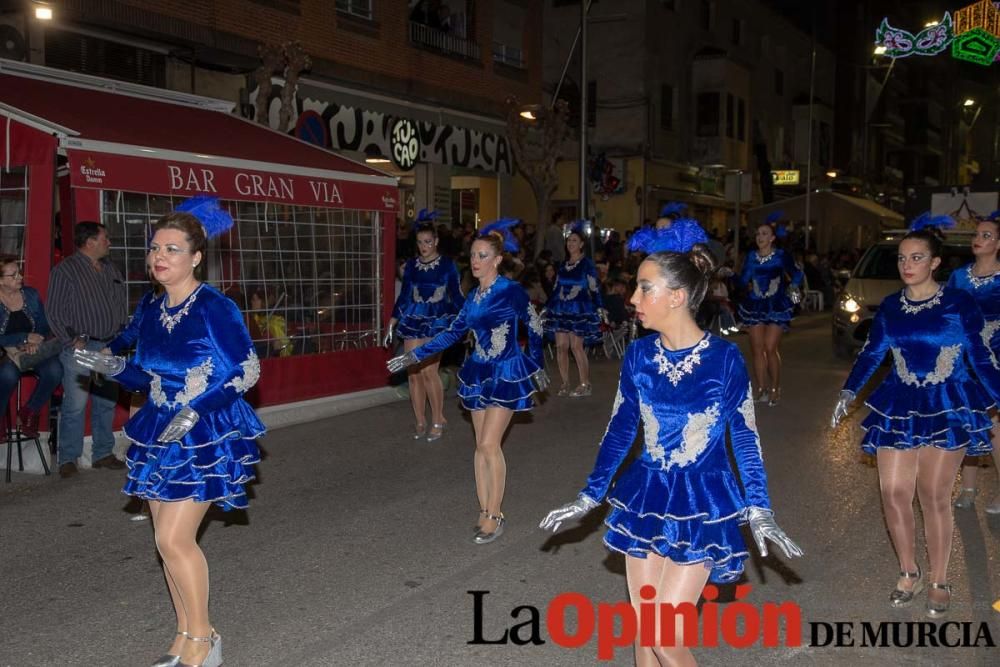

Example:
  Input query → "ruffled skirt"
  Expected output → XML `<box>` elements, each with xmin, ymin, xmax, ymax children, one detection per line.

<box><xmin>397</xmin><ymin>306</ymin><xmax>460</xmax><ymax>340</ymax></box>
<box><xmin>603</xmin><ymin>464</ymin><xmax>750</xmax><ymax>583</ymax></box>
<box><xmin>545</xmin><ymin>301</ymin><xmax>601</xmax><ymax>345</ymax></box>
<box><xmin>738</xmin><ymin>294</ymin><xmax>794</xmax><ymax>329</ymax></box>
<box><xmin>458</xmin><ymin>354</ymin><xmax>540</xmax><ymax>411</ymax></box>
<box><xmin>860</xmin><ymin>379</ymin><xmax>996</xmax><ymax>456</ymax></box>
<box><xmin>122</xmin><ymin>400</ymin><xmax>264</xmax><ymax>511</ymax></box>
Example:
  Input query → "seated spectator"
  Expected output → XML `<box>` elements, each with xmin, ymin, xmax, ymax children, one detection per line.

<box><xmin>520</xmin><ymin>267</ymin><xmax>547</xmax><ymax>304</ymax></box>
<box><xmin>602</xmin><ymin>279</ymin><xmax>630</xmax><ymax>325</ymax></box>
<box><xmin>250</xmin><ymin>289</ymin><xmax>292</xmax><ymax>358</ymax></box>
<box><xmin>540</xmin><ymin>262</ymin><xmax>558</xmax><ymax>298</ymax></box>
<box><xmin>0</xmin><ymin>257</ymin><xmax>63</xmax><ymax>438</ymax></box>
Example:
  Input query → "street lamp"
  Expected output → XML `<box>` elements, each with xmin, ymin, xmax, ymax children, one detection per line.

<box><xmin>33</xmin><ymin>2</ymin><xmax>53</xmax><ymax>20</ymax></box>
<box><xmin>874</xmin><ymin>45</ymin><xmax>887</xmax><ymax>55</ymax></box>
<box><xmin>826</xmin><ymin>170</ymin><xmax>838</xmax><ymax>179</ymax></box>
<box><xmin>963</xmin><ymin>98</ymin><xmax>976</xmax><ymax>107</ymax></box>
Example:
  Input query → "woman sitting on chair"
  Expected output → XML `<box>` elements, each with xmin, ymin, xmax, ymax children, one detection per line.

<box><xmin>0</xmin><ymin>256</ymin><xmax>63</xmax><ymax>438</ymax></box>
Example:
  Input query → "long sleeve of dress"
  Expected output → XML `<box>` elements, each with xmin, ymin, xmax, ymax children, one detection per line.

<box><xmin>580</xmin><ymin>347</ymin><xmax>640</xmax><ymax>502</ymax></box>
<box><xmin>783</xmin><ymin>251</ymin><xmax>804</xmax><ymax>287</ymax></box>
<box><xmin>391</xmin><ymin>262</ymin><xmax>413</xmax><ymax>321</ymax></box>
<box><xmin>111</xmin><ymin>361</ymin><xmax>153</xmax><ymax>393</ymax></box>
<box><xmin>516</xmin><ymin>287</ymin><xmax>546</xmax><ymax>368</ymax></box>
<box><xmin>412</xmin><ymin>304</ymin><xmax>469</xmax><ymax>362</ymax></box>
<box><xmin>187</xmin><ymin>299</ymin><xmax>261</xmax><ymax>415</ymax></box>
<box><xmin>959</xmin><ymin>293</ymin><xmax>1000</xmax><ymax>403</ymax></box>
<box><xmin>447</xmin><ymin>262</ymin><xmax>466</xmax><ymax>311</ymax></box>
<box><xmin>586</xmin><ymin>261</ymin><xmax>604</xmax><ymax>309</ymax></box>
<box><xmin>738</xmin><ymin>256</ymin><xmax>753</xmax><ymax>288</ymax></box>
<box><xmin>109</xmin><ymin>292</ymin><xmax>154</xmax><ymax>355</ymax></box>
<box><xmin>723</xmin><ymin>348</ymin><xmax>771</xmax><ymax>511</ymax></box>
<box><xmin>843</xmin><ymin>309</ymin><xmax>890</xmax><ymax>394</ymax></box>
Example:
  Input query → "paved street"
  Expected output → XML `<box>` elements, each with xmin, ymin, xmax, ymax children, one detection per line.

<box><xmin>2</xmin><ymin>313</ymin><xmax>998</xmax><ymax>666</ymax></box>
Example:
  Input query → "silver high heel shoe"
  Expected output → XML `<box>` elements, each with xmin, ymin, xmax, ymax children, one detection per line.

<box><xmin>150</xmin><ymin>631</ymin><xmax>187</xmax><ymax>667</ymax></box>
<box><xmin>474</xmin><ymin>508</ymin><xmax>489</xmax><ymax>532</ymax></box>
<box><xmin>426</xmin><ymin>422</ymin><xmax>447</xmax><ymax>442</ymax></box>
<box><xmin>753</xmin><ymin>388</ymin><xmax>769</xmax><ymax>404</ymax></box>
<box><xmin>925</xmin><ymin>583</ymin><xmax>952</xmax><ymax>618</ymax></box>
<box><xmin>412</xmin><ymin>423</ymin><xmax>427</xmax><ymax>440</ymax></box>
<box><xmin>569</xmin><ymin>383</ymin><xmax>592</xmax><ymax>397</ymax></box>
<box><xmin>556</xmin><ymin>384</ymin><xmax>570</xmax><ymax>397</ymax></box>
<box><xmin>953</xmin><ymin>487</ymin><xmax>976</xmax><ymax>509</ymax></box>
<box><xmin>473</xmin><ymin>513</ymin><xmax>505</xmax><ymax>544</ymax></box>
<box><xmin>178</xmin><ymin>630</ymin><xmax>222</xmax><ymax>667</ymax></box>
<box><xmin>888</xmin><ymin>566</ymin><xmax>924</xmax><ymax>608</ymax></box>
<box><xmin>767</xmin><ymin>387</ymin><xmax>781</xmax><ymax>407</ymax></box>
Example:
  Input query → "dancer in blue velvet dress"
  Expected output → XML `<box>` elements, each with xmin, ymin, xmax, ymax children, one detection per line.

<box><xmin>542</xmin><ymin>222</ymin><xmax>801</xmax><ymax>666</ymax></box>
<box><xmin>385</xmin><ymin>210</ymin><xmax>465</xmax><ymax>441</ymax></box>
<box><xmin>76</xmin><ymin>196</ymin><xmax>260</xmax><ymax>667</ymax></box>
<box><xmin>738</xmin><ymin>212</ymin><xmax>803</xmax><ymax>407</ymax></box>
<box><xmin>545</xmin><ymin>223</ymin><xmax>605</xmax><ymax>397</ymax></box>
<box><xmin>389</xmin><ymin>219</ymin><xmax>548</xmax><ymax>544</ymax></box>
<box><xmin>949</xmin><ymin>212</ymin><xmax>1000</xmax><ymax>515</ymax></box>
<box><xmin>831</xmin><ymin>216</ymin><xmax>1000</xmax><ymax>618</ymax></box>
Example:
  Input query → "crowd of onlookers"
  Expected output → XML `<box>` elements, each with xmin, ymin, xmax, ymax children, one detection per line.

<box><xmin>395</xmin><ymin>216</ymin><xmax>864</xmax><ymax>336</ymax></box>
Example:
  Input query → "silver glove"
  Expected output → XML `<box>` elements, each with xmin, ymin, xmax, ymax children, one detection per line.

<box><xmin>156</xmin><ymin>407</ymin><xmax>200</xmax><ymax>443</ymax></box>
<box><xmin>830</xmin><ymin>389</ymin><xmax>855</xmax><ymax>428</ymax></box>
<box><xmin>747</xmin><ymin>506</ymin><xmax>803</xmax><ymax>559</ymax></box>
<box><xmin>539</xmin><ymin>495</ymin><xmax>599</xmax><ymax>532</ymax></box>
<box><xmin>387</xmin><ymin>350</ymin><xmax>418</xmax><ymax>373</ymax></box>
<box><xmin>382</xmin><ymin>328</ymin><xmax>395</xmax><ymax>348</ymax></box>
<box><xmin>531</xmin><ymin>368</ymin><xmax>550</xmax><ymax>393</ymax></box>
<box><xmin>787</xmin><ymin>285</ymin><xmax>803</xmax><ymax>305</ymax></box>
<box><xmin>73</xmin><ymin>349</ymin><xmax>125</xmax><ymax>376</ymax></box>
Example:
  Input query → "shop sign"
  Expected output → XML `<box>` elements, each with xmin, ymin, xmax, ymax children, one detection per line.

<box><xmin>67</xmin><ymin>150</ymin><xmax>397</xmax><ymax>212</ymax></box>
<box><xmin>390</xmin><ymin>118</ymin><xmax>420</xmax><ymax>170</ymax></box>
<box><xmin>249</xmin><ymin>82</ymin><xmax>514</xmax><ymax>174</ymax></box>
<box><xmin>772</xmin><ymin>170</ymin><xmax>800</xmax><ymax>186</ymax></box>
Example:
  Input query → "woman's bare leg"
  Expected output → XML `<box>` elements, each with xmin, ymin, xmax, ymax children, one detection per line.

<box><xmin>625</xmin><ymin>554</ymin><xmax>712</xmax><ymax>666</ymax></box>
<box><xmin>763</xmin><ymin>324</ymin><xmax>783</xmax><ymax>395</ymax></box>
<box><xmin>555</xmin><ymin>331</ymin><xmax>571</xmax><ymax>388</ymax></box>
<box><xmin>915</xmin><ymin>447</ymin><xmax>966</xmax><ymax>605</ymax></box>
<box><xmin>877</xmin><ymin>449</ymin><xmax>920</xmax><ymax>592</ymax></box>
<box><xmin>404</xmin><ymin>338</ymin><xmax>428</xmax><ymax>431</ymax></box>
<box><xmin>471</xmin><ymin>409</ymin><xmax>488</xmax><ymax>528</ymax></box>
<box><xmin>748</xmin><ymin>325</ymin><xmax>768</xmax><ymax>396</ymax></box>
<box><xmin>568</xmin><ymin>333</ymin><xmax>590</xmax><ymax>386</ymax></box>
<box><xmin>152</xmin><ymin>499</ymin><xmax>213</xmax><ymax>664</ymax></box>
<box><xmin>420</xmin><ymin>352</ymin><xmax>447</xmax><ymax>436</ymax></box>
<box><xmin>477</xmin><ymin>407</ymin><xmax>514</xmax><ymax>534</ymax></box>
<box><xmin>149</xmin><ymin>500</ymin><xmax>188</xmax><ymax>657</ymax></box>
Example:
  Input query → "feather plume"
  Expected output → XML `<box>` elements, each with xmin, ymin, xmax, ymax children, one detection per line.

<box><xmin>479</xmin><ymin>218</ymin><xmax>522</xmax><ymax>252</ymax></box>
<box><xmin>175</xmin><ymin>194</ymin><xmax>234</xmax><ymax>239</ymax></box>
<box><xmin>909</xmin><ymin>211</ymin><xmax>956</xmax><ymax>232</ymax></box>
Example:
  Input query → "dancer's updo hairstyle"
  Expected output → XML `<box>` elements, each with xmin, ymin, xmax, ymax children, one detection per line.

<box><xmin>900</xmin><ymin>227</ymin><xmax>944</xmax><ymax>258</ymax></box>
<box><xmin>645</xmin><ymin>243</ymin><xmax>717</xmax><ymax>313</ymax></box>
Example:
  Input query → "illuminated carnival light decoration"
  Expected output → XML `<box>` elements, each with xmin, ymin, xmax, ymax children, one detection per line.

<box><xmin>875</xmin><ymin>0</ymin><xmax>1000</xmax><ymax>66</ymax></box>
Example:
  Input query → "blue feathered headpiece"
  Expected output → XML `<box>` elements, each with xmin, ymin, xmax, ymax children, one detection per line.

<box><xmin>176</xmin><ymin>194</ymin><xmax>234</xmax><ymax>239</ymax></box>
<box><xmin>413</xmin><ymin>208</ymin><xmax>438</xmax><ymax>232</ymax></box>
<box><xmin>628</xmin><ymin>218</ymin><xmax>707</xmax><ymax>254</ymax></box>
<box><xmin>568</xmin><ymin>219</ymin><xmax>590</xmax><ymax>236</ymax></box>
<box><xmin>479</xmin><ymin>218</ymin><xmax>521</xmax><ymax>252</ymax></box>
<box><xmin>765</xmin><ymin>210</ymin><xmax>785</xmax><ymax>225</ymax></box>
<box><xmin>984</xmin><ymin>210</ymin><xmax>999</xmax><ymax>222</ymax></box>
<box><xmin>659</xmin><ymin>202</ymin><xmax>687</xmax><ymax>218</ymax></box>
<box><xmin>909</xmin><ymin>211</ymin><xmax>956</xmax><ymax>232</ymax></box>
<box><xmin>775</xmin><ymin>224</ymin><xmax>788</xmax><ymax>239</ymax></box>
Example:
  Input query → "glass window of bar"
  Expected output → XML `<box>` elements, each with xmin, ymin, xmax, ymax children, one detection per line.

<box><xmin>0</xmin><ymin>167</ymin><xmax>28</xmax><ymax>259</ymax></box>
<box><xmin>100</xmin><ymin>190</ymin><xmax>383</xmax><ymax>357</ymax></box>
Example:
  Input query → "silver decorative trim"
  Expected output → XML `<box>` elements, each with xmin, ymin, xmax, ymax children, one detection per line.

<box><xmin>668</xmin><ymin>403</ymin><xmax>721</xmax><ymax>469</ymax></box>
<box><xmin>224</xmin><ymin>350</ymin><xmax>261</xmax><ymax>394</ymax></box>
<box><xmin>639</xmin><ymin>400</ymin><xmax>664</xmax><ymax>465</ymax></box>
<box><xmin>159</xmin><ymin>285</ymin><xmax>204</xmax><ymax>333</ymax></box>
<box><xmin>753</xmin><ymin>276</ymin><xmax>781</xmax><ymax>298</ymax></box>
<box><xmin>414</xmin><ymin>256</ymin><xmax>442</xmax><ymax>272</ymax></box>
<box><xmin>652</xmin><ymin>336</ymin><xmax>710</xmax><ymax>386</ymax></box>
<box><xmin>967</xmin><ymin>265</ymin><xmax>998</xmax><ymax>288</ymax></box>
<box><xmin>560</xmin><ymin>285</ymin><xmax>582</xmax><ymax>301</ymax></box>
<box><xmin>891</xmin><ymin>344</ymin><xmax>961</xmax><ymax>387</ymax></box>
<box><xmin>899</xmin><ymin>286</ymin><xmax>943</xmax><ymax>314</ymax></box>
<box><xmin>174</xmin><ymin>358</ymin><xmax>214</xmax><ymax>406</ymax></box>
<box><xmin>474</xmin><ymin>322</ymin><xmax>510</xmax><ymax>360</ymax></box>
<box><xmin>527</xmin><ymin>304</ymin><xmax>545</xmax><ymax>336</ymax></box>
<box><xmin>412</xmin><ymin>284</ymin><xmax>447</xmax><ymax>304</ymax></box>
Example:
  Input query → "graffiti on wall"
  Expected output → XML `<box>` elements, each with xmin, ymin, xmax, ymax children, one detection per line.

<box><xmin>249</xmin><ymin>82</ymin><xmax>513</xmax><ymax>175</ymax></box>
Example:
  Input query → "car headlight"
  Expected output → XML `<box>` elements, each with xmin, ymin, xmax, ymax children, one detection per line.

<box><xmin>839</xmin><ymin>295</ymin><xmax>861</xmax><ymax>314</ymax></box>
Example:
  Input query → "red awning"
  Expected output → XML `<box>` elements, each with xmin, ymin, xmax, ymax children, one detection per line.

<box><xmin>0</xmin><ymin>67</ymin><xmax>398</xmax><ymax>211</ymax></box>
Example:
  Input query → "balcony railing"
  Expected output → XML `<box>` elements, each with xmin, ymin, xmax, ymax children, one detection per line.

<box><xmin>492</xmin><ymin>42</ymin><xmax>524</xmax><ymax>69</ymax></box>
<box><xmin>409</xmin><ymin>21</ymin><xmax>480</xmax><ymax>61</ymax></box>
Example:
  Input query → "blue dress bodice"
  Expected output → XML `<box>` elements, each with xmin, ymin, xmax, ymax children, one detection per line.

<box><xmin>391</xmin><ymin>255</ymin><xmax>465</xmax><ymax>339</ymax></box>
<box><xmin>843</xmin><ymin>286</ymin><xmax>1000</xmax><ymax>455</ymax></box>
<box><xmin>737</xmin><ymin>249</ymin><xmax>802</xmax><ymax>327</ymax></box>
<box><xmin>948</xmin><ymin>263</ymin><xmax>1000</xmax><ymax>348</ymax></box>
<box><xmin>414</xmin><ymin>276</ymin><xmax>545</xmax><ymax>410</ymax></box>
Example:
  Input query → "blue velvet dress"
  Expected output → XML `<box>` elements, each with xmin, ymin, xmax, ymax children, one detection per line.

<box><xmin>391</xmin><ymin>255</ymin><xmax>465</xmax><ymax>339</ymax></box>
<box><xmin>545</xmin><ymin>256</ymin><xmax>603</xmax><ymax>345</ymax></box>
<box><xmin>579</xmin><ymin>333</ymin><xmax>771</xmax><ymax>583</ymax></box>
<box><xmin>947</xmin><ymin>263</ymin><xmax>1000</xmax><ymax>350</ymax></box>
<box><xmin>737</xmin><ymin>249</ymin><xmax>803</xmax><ymax>329</ymax></box>
<box><xmin>108</xmin><ymin>284</ymin><xmax>264</xmax><ymax>510</ymax></box>
<box><xmin>413</xmin><ymin>276</ymin><xmax>545</xmax><ymax>411</ymax></box>
<box><xmin>843</xmin><ymin>286</ymin><xmax>1000</xmax><ymax>456</ymax></box>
